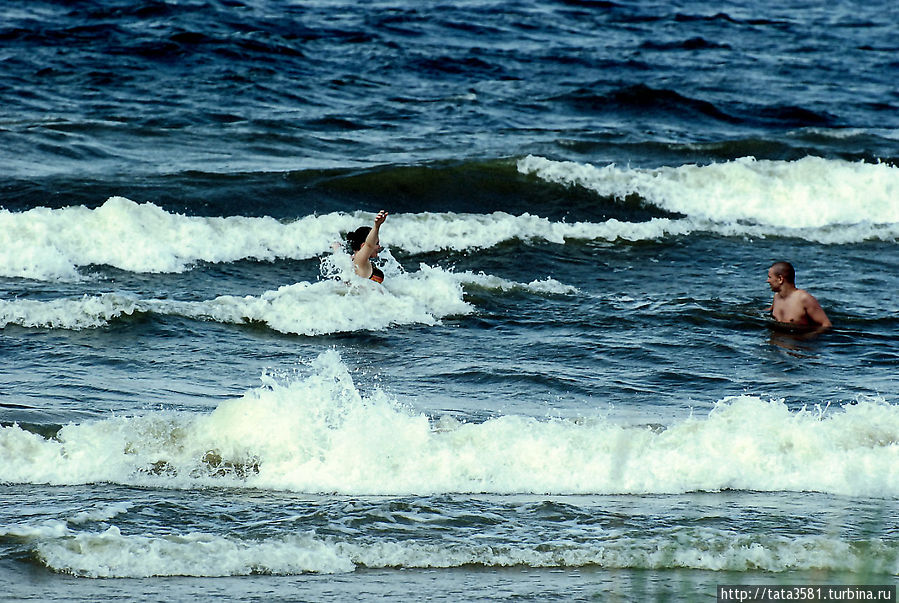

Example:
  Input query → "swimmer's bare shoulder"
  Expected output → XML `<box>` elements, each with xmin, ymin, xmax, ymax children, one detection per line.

<box><xmin>769</xmin><ymin>289</ymin><xmax>831</xmax><ymax>330</ymax></box>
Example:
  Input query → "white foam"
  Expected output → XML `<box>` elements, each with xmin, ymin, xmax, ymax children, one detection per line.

<box><xmin>36</xmin><ymin>526</ymin><xmax>355</xmax><ymax>578</ymax></box>
<box><xmin>1</xmin><ymin>197</ymin><xmax>677</xmax><ymax>281</ymax></box>
<box><xmin>0</xmin><ymin>261</ymin><xmax>579</xmax><ymax>333</ymax></box>
<box><xmin>0</xmin><ymin>520</ymin><xmax>69</xmax><ymax>540</ymax></box>
<box><xmin>0</xmin><ymin>198</ymin><xmax>644</xmax><ymax>281</ymax></box>
<box><xmin>518</xmin><ymin>154</ymin><xmax>899</xmax><ymax>234</ymax></box>
<box><xmin>388</xmin><ymin>211</ymin><xmax>699</xmax><ymax>249</ymax></box>
<box><xmin>2</xmin><ymin>352</ymin><xmax>898</xmax><ymax>498</ymax></box>
<box><xmin>7</xmin><ymin>167</ymin><xmax>896</xmax><ymax>282</ymax></box>
<box><xmin>437</xmin><ymin>268</ymin><xmax>580</xmax><ymax>295</ymax></box>
<box><xmin>68</xmin><ymin>502</ymin><xmax>133</xmax><ymax>525</ymax></box>
<box><xmin>154</xmin><ymin>262</ymin><xmax>473</xmax><ymax>336</ymax></box>
<box><xmin>0</xmin><ymin>503</ymin><xmax>132</xmax><ymax>542</ymax></box>
<box><xmin>31</xmin><ymin>526</ymin><xmax>899</xmax><ymax>577</ymax></box>
<box><xmin>0</xmin><ymin>197</ymin><xmax>360</xmax><ymax>281</ymax></box>
<box><xmin>0</xmin><ymin>293</ymin><xmax>140</xmax><ymax>329</ymax></box>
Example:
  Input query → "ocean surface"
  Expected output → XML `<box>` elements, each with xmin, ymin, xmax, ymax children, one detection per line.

<box><xmin>1</xmin><ymin>0</ymin><xmax>898</xmax><ymax>600</ymax></box>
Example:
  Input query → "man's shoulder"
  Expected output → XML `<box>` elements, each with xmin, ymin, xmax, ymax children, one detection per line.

<box><xmin>796</xmin><ymin>288</ymin><xmax>825</xmax><ymax>308</ymax></box>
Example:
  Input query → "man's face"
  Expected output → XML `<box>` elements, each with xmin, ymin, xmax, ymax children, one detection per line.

<box><xmin>767</xmin><ymin>267</ymin><xmax>783</xmax><ymax>292</ymax></box>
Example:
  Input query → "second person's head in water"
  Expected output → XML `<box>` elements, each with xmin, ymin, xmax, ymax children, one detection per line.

<box><xmin>347</xmin><ymin>210</ymin><xmax>388</xmax><ymax>283</ymax></box>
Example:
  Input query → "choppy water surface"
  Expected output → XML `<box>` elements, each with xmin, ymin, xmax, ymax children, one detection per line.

<box><xmin>1</xmin><ymin>0</ymin><xmax>897</xmax><ymax>600</ymax></box>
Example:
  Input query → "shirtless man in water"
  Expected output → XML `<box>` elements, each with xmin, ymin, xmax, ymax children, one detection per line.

<box><xmin>766</xmin><ymin>261</ymin><xmax>832</xmax><ymax>331</ymax></box>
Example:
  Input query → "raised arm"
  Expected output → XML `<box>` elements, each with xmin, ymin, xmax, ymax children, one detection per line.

<box><xmin>364</xmin><ymin>210</ymin><xmax>387</xmax><ymax>251</ymax></box>
<box><xmin>352</xmin><ymin>210</ymin><xmax>387</xmax><ymax>274</ymax></box>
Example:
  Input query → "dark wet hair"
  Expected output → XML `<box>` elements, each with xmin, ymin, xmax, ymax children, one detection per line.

<box><xmin>770</xmin><ymin>261</ymin><xmax>795</xmax><ymax>284</ymax></box>
<box><xmin>347</xmin><ymin>226</ymin><xmax>371</xmax><ymax>252</ymax></box>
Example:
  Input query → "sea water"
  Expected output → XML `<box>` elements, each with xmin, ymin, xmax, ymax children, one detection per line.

<box><xmin>1</xmin><ymin>0</ymin><xmax>897</xmax><ymax>600</ymax></box>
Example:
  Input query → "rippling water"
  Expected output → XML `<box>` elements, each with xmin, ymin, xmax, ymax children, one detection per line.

<box><xmin>1</xmin><ymin>0</ymin><xmax>898</xmax><ymax>600</ymax></box>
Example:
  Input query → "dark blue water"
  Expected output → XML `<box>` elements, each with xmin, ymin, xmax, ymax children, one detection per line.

<box><xmin>1</xmin><ymin>1</ymin><xmax>898</xmax><ymax>600</ymax></box>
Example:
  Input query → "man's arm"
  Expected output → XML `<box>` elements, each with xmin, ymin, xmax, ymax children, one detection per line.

<box><xmin>803</xmin><ymin>293</ymin><xmax>832</xmax><ymax>329</ymax></box>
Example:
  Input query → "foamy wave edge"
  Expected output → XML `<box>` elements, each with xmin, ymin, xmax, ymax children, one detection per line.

<box><xmin>5</xmin><ymin>171</ymin><xmax>896</xmax><ymax>282</ymax></box>
<box><xmin>0</xmin><ymin>265</ymin><xmax>575</xmax><ymax>333</ymax></box>
<box><xmin>27</xmin><ymin>527</ymin><xmax>897</xmax><ymax>577</ymax></box>
<box><xmin>518</xmin><ymin>155</ymin><xmax>899</xmax><ymax>234</ymax></box>
<box><xmin>2</xmin><ymin>352</ymin><xmax>898</xmax><ymax>498</ymax></box>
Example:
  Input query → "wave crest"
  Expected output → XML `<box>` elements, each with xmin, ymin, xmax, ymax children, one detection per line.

<box><xmin>3</xmin><ymin>352</ymin><xmax>898</xmax><ymax>498</ymax></box>
<box><xmin>518</xmin><ymin>155</ymin><xmax>899</xmax><ymax>231</ymax></box>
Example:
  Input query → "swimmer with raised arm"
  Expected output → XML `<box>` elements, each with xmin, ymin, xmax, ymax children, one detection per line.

<box><xmin>766</xmin><ymin>261</ymin><xmax>831</xmax><ymax>331</ymax></box>
<box><xmin>346</xmin><ymin>210</ymin><xmax>388</xmax><ymax>283</ymax></box>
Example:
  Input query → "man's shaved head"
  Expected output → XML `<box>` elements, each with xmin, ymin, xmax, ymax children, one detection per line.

<box><xmin>770</xmin><ymin>261</ymin><xmax>795</xmax><ymax>284</ymax></box>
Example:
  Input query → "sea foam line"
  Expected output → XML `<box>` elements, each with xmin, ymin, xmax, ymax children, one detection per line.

<box><xmin>0</xmin><ymin>197</ymin><xmax>358</xmax><ymax>281</ymax></box>
<box><xmin>518</xmin><ymin>154</ymin><xmax>899</xmax><ymax>230</ymax></box>
<box><xmin>0</xmin><ymin>264</ymin><xmax>575</xmax><ymax>333</ymax></box>
<box><xmin>29</xmin><ymin>526</ymin><xmax>897</xmax><ymax>578</ymax></box>
<box><xmin>5</xmin><ymin>161</ymin><xmax>896</xmax><ymax>282</ymax></box>
<box><xmin>2</xmin><ymin>351</ymin><xmax>898</xmax><ymax>497</ymax></box>
<box><xmin>0</xmin><ymin>197</ymin><xmax>691</xmax><ymax>280</ymax></box>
